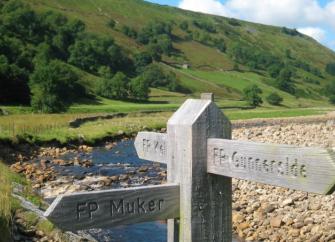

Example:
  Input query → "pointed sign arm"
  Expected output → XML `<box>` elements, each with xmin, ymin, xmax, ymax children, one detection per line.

<box><xmin>44</xmin><ymin>184</ymin><xmax>180</xmax><ymax>231</ymax></box>
<box><xmin>134</xmin><ymin>132</ymin><xmax>167</xmax><ymax>164</ymax></box>
<box><xmin>207</xmin><ymin>138</ymin><xmax>335</xmax><ymax>195</ymax></box>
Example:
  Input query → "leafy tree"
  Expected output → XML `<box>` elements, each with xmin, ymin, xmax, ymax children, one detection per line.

<box><xmin>129</xmin><ymin>76</ymin><xmax>150</xmax><ymax>100</ymax></box>
<box><xmin>276</xmin><ymin>68</ymin><xmax>296</xmax><ymax>94</ymax></box>
<box><xmin>324</xmin><ymin>80</ymin><xmax>335</xmax><ymax>104</ymax></box>
<box><xmin>29</xmin><ymin>60</ymin><xmax>85</xmax><ymax>113</ymax></box>
<box><xmin>140</xmin><ymin>64</ymin><xmax>179</xmax><ymax>91</ymax></box>
<box><xmin>192</xmin><ymin>20</ymin><xmax>216</xmax><ymax>33</ymax></box>
<box><xmin>107</xmin><ymin>19</ymin><xmax>116</xmax><ymax>29</ymax></box>
<box><xmin>267</xmin><ymin>64</ymin><xmax>282</xmax><ymax>78</ymax></box>
<box><xmin>146</xmin><ymin>44</ymin><xmax>162</xmax><ymax>61</ymax></box>
<box><xmin>329</xmin><ymin>95</ymin><xmax>335</xmax><ymax>104</ymax></box>
<box><xmin>179</xmin><ymin>21</ymin><xmax>189</xmax><ymax>31</ymax></box>
<box><xmin>134</xmin><ymin>52</ymin><xmax>153</xmax><ymax>73</ymax></box>
<box><xmin>153</xmin><ymin>34</ymin><xmax>173</xmax><ymax>56</ymax></box>
<box><xmin>141</xmin><ymin>64</ymin><xmax>166</xmax><ymax>87</ymax></box>
<box><xmin>97</xmin><ymin>72</ymin><xmax>129</xmax><ymax>99</ymax></box>
<box><xmin>68</xmin><ymin>34</ymin><xmax>131</xmax><ymax>74</ymax></box>
<box><xmin>326</xmin><ymin>62</ymin><xmax>335</xmax><ymax>76</ymax></box>
<box><xmin>228</xmin><ymin>18</ymin><xmax>241</xmax><ymax>26</ymax></box>
<box><xmin>137</xmin><ymin>21</ymin><xmax>172</xmax><ymax>45</ymax></box>
<box><xmin>281</xmin><ymin>27</ymin><xmax>301</xmax><ymax>36</ymax></box>
<box><xmin>214</xmin><ymin>38</ymin><xmax>226</xmax><ymax>52</ymax></box>
<box><xmin>243</xmin><ymin>85</ymin><xmax>263</xmax><ymax>106</ymax></box>
<box><xmin>266</xmin><ymin>92</ymin><xmax>283</xmax><ymax>105</ymax></box>
<box><xmin>0</xmin><ymin>55</ymin><xmax>30</xmax><ymax>104</ymax></box>
<box><xmin>121</xmin><ymin>25</ymin><xmax>137</xmax><ymax>39</ymax></box>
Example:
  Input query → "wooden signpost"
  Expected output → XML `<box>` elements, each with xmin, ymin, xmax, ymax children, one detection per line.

<box><xmin>134</xmin><ymin>131</ymin><xmax>167</xmax><ymax>164</ymax></box>
<box><xmin>45</xmin><ymin>94</ymin><xmax>335</xmax><ymax>242</ymax></box>
<box><xmin>45</xmin><ymin>184</ymin><xmax>179</xmax><ymax>231</ymax></box>
<box><xmin>207</xmin><ymin>139</ymin><xmax>335</xmax><ymax>194</ymax></box>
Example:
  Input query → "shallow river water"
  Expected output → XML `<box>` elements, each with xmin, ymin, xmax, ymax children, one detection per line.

<box><xmin>51</xmin><ymin>140</ymin><xmax>238</xmax><ymax>242</ymax></box>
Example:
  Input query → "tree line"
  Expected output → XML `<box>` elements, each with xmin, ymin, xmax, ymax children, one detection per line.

<box><xmin>0</xmin><ymin>0</ymin><xmax>181</xmax><ymax>112</ymax></box>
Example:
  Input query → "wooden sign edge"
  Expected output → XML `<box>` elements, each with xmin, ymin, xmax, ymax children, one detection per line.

<box><xmin>207</xmin><ymin>138</ymin><xmax>335</xmax><ymax>195</ymax></box>
<box><xmin>44</xmin><ymin>184</ymin><xmax>180</xmax><ymax>230</ymax></box>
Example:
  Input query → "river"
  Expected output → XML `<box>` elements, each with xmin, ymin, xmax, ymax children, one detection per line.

<box><xmin>47</xmin><ymin>140</ymin><xmax>238</xmax><ymax>242</ymax></box>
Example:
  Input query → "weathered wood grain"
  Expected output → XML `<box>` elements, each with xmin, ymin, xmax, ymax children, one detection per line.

<box><xmin>134</xmin><ymin>132</ymin><xmax>167</xmax><ymax>164</ymax></box>
<box><xmin>207</xmin><ymin>139</ymin><xmax>335</xmax><ymax>194</ymax></box>
<box><xmin>167</xmin><ymin>98</ymin><xmax>232</xmax><ymax>242</ymax></box>
<box><xmin>45</xmin><ymin>184</ymin><xmax>179</xmax><ymax>231</ymax></box>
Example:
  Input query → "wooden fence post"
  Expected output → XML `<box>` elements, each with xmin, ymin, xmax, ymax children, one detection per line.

<box><xmin>167</xmin><ymin>94</ymin><xmax>232</xmax><ymax>242</ymax></box>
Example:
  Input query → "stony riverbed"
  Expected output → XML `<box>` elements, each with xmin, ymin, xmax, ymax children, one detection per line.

<box><xmin>231</xmin><ymin>121</ymin><xmax>335</xmax><ymax>242</ymax></box>
<box><xmin>8</xmin><ymin>116</ymin><xmax>335</xmax><ymax>242</ymax></box>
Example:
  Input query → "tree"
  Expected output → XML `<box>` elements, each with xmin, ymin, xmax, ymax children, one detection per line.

<box><xmin>97</xmin><ymin>72</ymin><xmax>129</xmax><ymax>99</ymax></box>
<box><xmin>141</xmin><ymin>64</ymin><xmax>166</xmax><ymax>87</ymax></box>
<box><xmin>329</xmin><ymin>95</ymin><xmax>335</xmax><ymax>104</ymax></box>
<box><xmin>129</xmin><ymin>76</ymin><xmax>150</xmax><ymax>100</ymax></box>
<box><xmin>326</xmin><ymin>62</ymin><xmax>335</xmax><ymax>76</ymax></box>
<box><xmin>179</xmin><ymin>21</ymin><xmax>188</xmax><ymax>31</ymax></box>
<box><xmin>324</xmin><ymin>80</ymin><xmax>335</xmax><ymax>104</ymax></box>
<box><xmin>107</xmin><ymin>19</ymin><xmax>116</xmax><ymax>29</ymax></box>
<box><xmin>68</xmin><ymin>34</ymin><xmax>131</xmax><ymax>74</ymax></box>
<box><xmin>0</xmin><ymin>54</ymin><xmax>30</xmax><ymax>104</ymax></box>
<box><xmin>213</xmin><ymin>38</ymin><xmax>226</xmax><ymax>52</ymax></box>
<box><xmin>134</xmin><ymin>52</ymin><xmax>153</xmax><ymax>73</ymax></box>
<box><xmin>121</xmin><ymin>25</ymin><xmax>137</xmax><ymax>39</ymax></box>
<box><xmin>267</xmin><ymin>64</ymin><xmax>282</xmax><ymax>78</ymax></box>
<box><xmin>276</xmin><ymin>68</ymin><xmax>296</xmax><ymax>94</ymax></box>
<box><xmin>266</xmin><ymin>92</ymin><xmax>283</xmax><ymax>105</ymax></box>
<box><xmin>243</xmin><ymin>85</ymin><xmax>263</xmax><ymax>106</ymax></box>
<box><xmin>29</xmin><ymin>60</ymin><xmax>84</xmax><ymax>113</ymax></box>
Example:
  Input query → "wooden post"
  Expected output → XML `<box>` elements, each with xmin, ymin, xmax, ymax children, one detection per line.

<box><xmin>167</xmin><ymin>94</ymin><xmax>232</xmax><ymax>242</ymax></box>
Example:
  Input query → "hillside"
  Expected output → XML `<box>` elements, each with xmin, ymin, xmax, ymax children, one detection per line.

<box><xmin>1</xmin><ymin>0</ymin><xmax>335</xmax><ymax>112</ymax></box>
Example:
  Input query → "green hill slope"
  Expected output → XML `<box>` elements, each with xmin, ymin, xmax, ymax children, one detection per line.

<box><xmin>10</xmin><ymin>0</ymin><xmax>335</xmax><ymax>108</ymax></box>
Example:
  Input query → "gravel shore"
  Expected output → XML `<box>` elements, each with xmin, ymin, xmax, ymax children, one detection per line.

<box><xmin>231</xmin><ymin>117</ymin><xmax>335</xmax><ymax>242</ymax></box>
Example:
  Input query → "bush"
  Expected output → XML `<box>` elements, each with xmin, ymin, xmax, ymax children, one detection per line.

<box><xmin>121</xmin><ymin>25</ymin><xmax>137</xmax><ymax>39</ymax></box>
<box><xmin>228</xmin><ymin>18</ymin><xmax>241</xmax><ymax>26</ymax></box>
<box><xmin>243</xmin><ymin>85</ymin><xmax>263</xmax><ymax>107</ymax></box>
<box><xmin>266</xmin><ymin>92</ymin><xmax>283</xmax><ymax>105</ymax></box>
<box><xmin>97</xmin><ymin>72</ymin><xmax>129</xmax><ymax>100</ymax></box>
<box><xmin>329</xmin><ymin>95</ymin><xmax>335</xmax><ymax>104</ymax></box>
<box><xmin>107</xmin><ymin>19</ymin><xmax>116</xmax><ymax>29</ymax></box>
<box><xmin>134</xmin><ymin>52</ymin><xmax>153</xmax><ymax>73</ymax></box>
<box><xmin>29</xmin><ymin>60</ymin><xmax>84</xmax><ymax>113</ymax></box>
<box><xmin>326</xmin><ymin>62</ymin><xmax>335</xmax><ymax>76</ymax></box>
<box><xmin>179</xmin><ymin>21</ymin><xmax>188</xmax><ymax>31</ymax></box>
<box><xmin>129</xmin><ymin>76</ymin><xmax>150</xmax><ymax>101</ymax></box>
<box><xmin>276</xmin><ymin>68</ymin><xmax>296</xmax><ymax>94</ymax></box>
<box><xmin>68</xmin><ymin>34</ymin><xmax>131</xmax><ymax>74</ymax></box>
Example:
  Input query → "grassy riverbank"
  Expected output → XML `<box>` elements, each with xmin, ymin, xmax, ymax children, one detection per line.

<box><xmin>0</xmin><ymin>162</ymin><xmax>24</xmax><ymax>241</ymax></box>
<box><xmin>0</xmin><ymin>162</ymin><xmax>55</xmax><ymax>242</ymax></box>
<box><xmin>0</xmin><ymin>106</ymin><xmax>333</xmax><ymax>144</ymax></box>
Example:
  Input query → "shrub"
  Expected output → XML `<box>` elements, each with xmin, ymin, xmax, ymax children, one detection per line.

<box><xmin>129</xmin><ymin>76</ymin><xmax>150</xmax><ymax>101</ymax></box>
<box><xmin>107</xmin><ymin>19</ymin><xmax>116</xmax><ymax>29</ymax></box>
<box><xmin>329</xmin><ymin>95</ymin><xmax>335</xmax><ymax>104</ymax></box>
<box><xmin>243</xmin><ymin>85</ymin><xmax>263</xmax><ymax>107</ymax></box>
<box><xmin>97</xmin><ymin>72</ymin><xmax>129</xmax><ymax>100</ymax></box>
<box><xmin>266</xmin><ymin>92</ymin><xmax>283</xmax><ymax>105</ymax></box>
<box><xmin>179</xmin><ymin>21</ymin><xmax>189</xmax><ymax>31</ymax></box>
<box><xmin>29</xmin><ymin>60</ymin><xmax>84</xmax><ymax>113</ymax></box>
<box><xmin>326</xmin><ymin>62</ymin><xmax>335</xmax><ymax>76</ymax></box>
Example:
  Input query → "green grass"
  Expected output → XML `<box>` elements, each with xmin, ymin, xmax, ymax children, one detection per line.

<box><xmin>225</xmin><ymin>107</ymin><xmax>332</xmax><ymax>120</ymax></box>
<box><xmin>26</xmin><ymin>0</ymin><xmax>335</xmax><ymax>107</ymax></box>
<box><xmin>181</xmin><ymin>69</ymin><xmax>330</xmax><ymax>107</ymax></box>
<box><xmin>0</xmin><ymin>106</ymin><xmax>333</xmax><ymax>144</ymax></box>
<box><xmin>0</xmin><ymin>162</ymin><xmax>25</xmax><ymax>241</ymax></box>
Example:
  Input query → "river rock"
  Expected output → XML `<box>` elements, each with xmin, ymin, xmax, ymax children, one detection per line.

<box><xmin>270</xmin><ymin>216</ymin><xmax>282</xmax><ymax>228</ymax></box>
